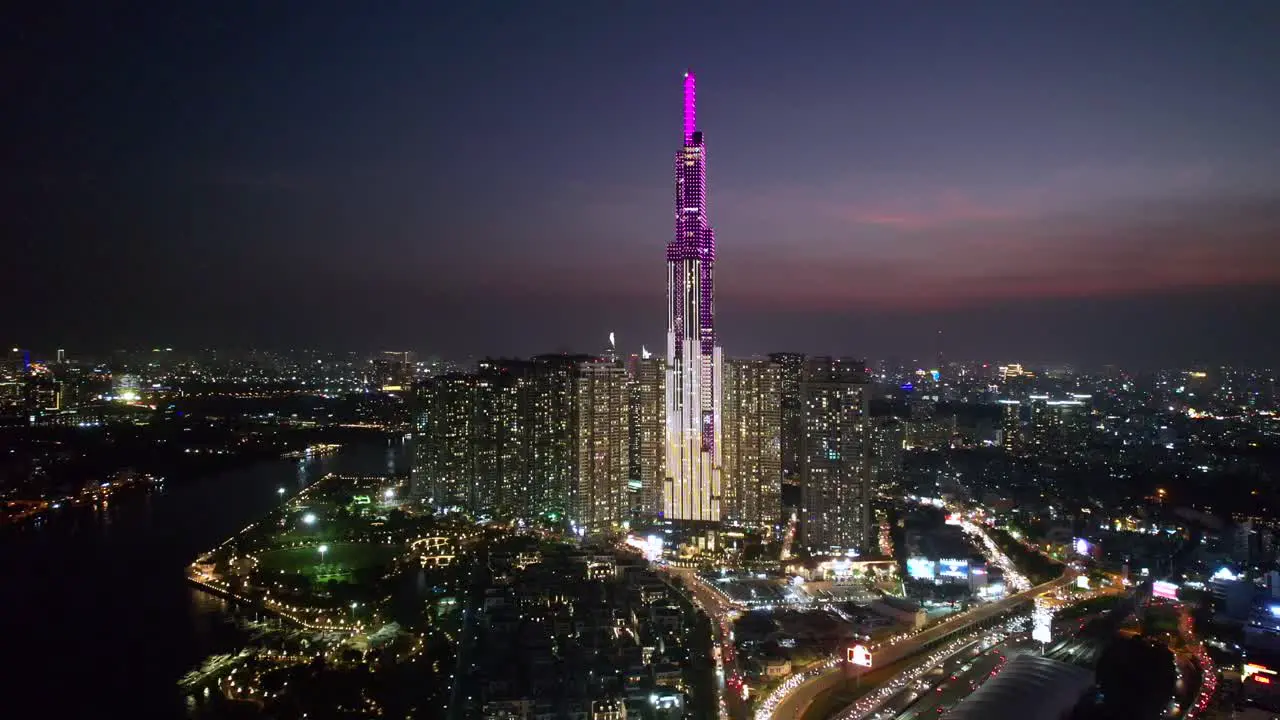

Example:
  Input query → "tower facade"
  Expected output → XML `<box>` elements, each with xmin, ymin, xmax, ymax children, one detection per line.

<box><xmin>628</xmin><ymin>353</ymin><xmax>666</xmax><ymax>519</ymax></box>
<box><xmin>573</xmin><ymin>360</ymin><xmax>630</xmax><ymax>533</ymax></box>
<box><xmin>722</xmin><ymin>359</ymin><xmax>783</xmax><ymax>530</ymax></box>
<box><xmin>768</xmin><ymin>352</ymin><xmax>806</xmax><ymax>480</ymax></box>
<box><xmin>799</xmin><ymin>357</ymin><xmax>872</xmax><ymax>552</ymax></box>
<box><xmin>664</xmin><ymin>71</ymin><xmax>723</xmax><ymax>523</ymax></box>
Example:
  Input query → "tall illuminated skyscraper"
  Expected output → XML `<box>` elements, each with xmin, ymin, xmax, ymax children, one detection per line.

<box><xmin>664</xmin><ymin>70</ymin><xmax>723</xmax><ymax>524</ymax></box>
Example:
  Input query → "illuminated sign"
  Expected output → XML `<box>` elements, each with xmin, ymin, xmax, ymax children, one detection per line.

<box><xmin>624</xmin><ymin>534</ymin><xmax>665</xmax><ymax>562</ymax></box>
<box><xmin>1073</xmin><ymin>538</ymin><xmax>1091</xmax><ymax>556</ymax></box>
<box><xmin>1211</xmin><ymin>567</ymin><xmax>1239</xmax><ymax>582</ymax></box>
<box><xmin>939</xmin><ymin>559</ymin><xmax>969</xmax><ymax>579</ymax></box>
<box><xmin>1245</xmin><ymin>663</ymin><xmax>1277</xmax><ymax>684</ymax></box>
<box><xmin>906</xmin><ymin>557</ymin><xmax>936</xmax><ymax>580</ymax></box>
<box><xmin>848</xmin><ymin>645</ymin><xmax>873</xmax><ymax>667</ymax></box>
<box><xmin>1032</xmin><ymin>608</ymin><xmax>1053</xmax><ymax>643</ymax></box>
<box><xmin>945</xmin><ymin>513</ymin><xmax>963</xmax><ymax>526</ymax></box>
<box><xmin>1152</xmin><ymin>580</ymin><xmax>1179</xmax><ymax>600</ymax></box>
<box><xmin>1076</xmin><ymin>575</ymin><xmax>1091</xmax><ymax>590</ymax></box>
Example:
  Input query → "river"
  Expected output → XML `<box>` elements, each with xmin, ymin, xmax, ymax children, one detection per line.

<box><xmin>0</xmin><ymin>438</ymin><xmax>414</xmax><ymax>719</ymax></box>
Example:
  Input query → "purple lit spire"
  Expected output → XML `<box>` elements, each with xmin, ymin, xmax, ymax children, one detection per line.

<box><xmin>665</xmin><ymin>70</ymin><xmax>722</xmax><ymax>523</ymax></box>
<box><xmin>683</xmin><ymin>71</ymin><xmax>696</xmax><ymax>145</ymax></box>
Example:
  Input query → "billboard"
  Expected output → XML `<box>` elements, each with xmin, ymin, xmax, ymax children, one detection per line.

<box><xmin>906</xmin><ymin>557</ymin><xmax>936</xmax><ymax>581</ymax></box>
<box><xmin>848</xmin><ymin>645</ymin><xmax>873</xmax><ymax>667</ymax></box>
<box><xmin>938</xmin><ymin>558</ymin><xmax>969</xmax><ymax>579</ymax></box>
<box><xmin>1032</xmin><ymin>608</ymin><xmax>1053</xmax><ymax>643</ymax></box>
<box><xmin>1073</xmin><ymin>538</ymin><xmax>1092</xmax><ymax>556</ymax></box>
<box><xmin>624</xmin><ymin>534</ymin><xmax>665</xmax><ymax>562</ymax></box>
<box><xmin>1152</xmin><ymin>580</ymin><xmax>1179</xmax><ymax>600</ymax></box>
<box><xmin>1245</xmin><ymin>663</ymin><xmax>1277</xmax><ymax>685</ymax></box>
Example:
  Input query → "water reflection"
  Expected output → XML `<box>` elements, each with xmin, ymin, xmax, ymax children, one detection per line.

<box><xmin>0</xmin><ymin>438</ymin><xmax>414</xmax><ymax>719</ymax></box>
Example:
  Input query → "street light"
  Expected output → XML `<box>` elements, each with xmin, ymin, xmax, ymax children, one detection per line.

<box><xmin>302</xmin><ymin>513</ymin><xmax>317</xmax><ymax>525</ymax></box>
<box><xmin>383</xmin><ymin>488</ymin><xmax>395</xmax><ymax>500</ymax></box>
<box><xmin>277</xmin><ymin>487</ymin><xmax>286</xmax><ymax>496</ymax></box>
<box><xmin>318</xmin><ymin>544</ymin><xmax>328</xmax><ymax>562</ymax></box>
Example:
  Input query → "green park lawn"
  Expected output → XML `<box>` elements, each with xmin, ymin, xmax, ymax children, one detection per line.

<box><xmin>256</xmin><ymin>543</ymin><xmax>399</xmax><ymax>580</ymax></box>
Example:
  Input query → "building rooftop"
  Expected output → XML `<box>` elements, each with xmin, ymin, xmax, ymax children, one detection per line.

<box><xmin>943</xmin><ymin>653</ymin><xmax>1094</xmax><ymax>720</ymax></box>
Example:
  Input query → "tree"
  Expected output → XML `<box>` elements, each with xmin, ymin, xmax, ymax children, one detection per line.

<box><xmin>1095</xmin><ymin>636</ymin><xmax>1176</xmax><ymax>719</ymax></box>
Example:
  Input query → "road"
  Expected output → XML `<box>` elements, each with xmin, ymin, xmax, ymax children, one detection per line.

<box><xmin>663</xmin><ymin>564</ymin><xmax>747</xmax><ymax>719</ymax></box>
<box><xmin>761</xmin><ymin>573</ymin><xmax>1072</xmax><ymax>720</ymax></box>
<box><xmin>873</xmin><ymin>635</ymin><xmax>1031</xmax><ymax>720</ymax></box>
<box><xmin>446</xmin><ymin>546</ymin><xmax>484</xmax><ymax>720</ymax></box>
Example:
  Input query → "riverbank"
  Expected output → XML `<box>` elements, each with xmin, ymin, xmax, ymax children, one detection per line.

<box><xmin>0</xmin><ymin>438</ymin><xmax>416</xmax><ymax>719</ymax></box>
<box><xmin>0</xmin><ymin>428</ymin><xmax>399</xmax><ymax>529</ymax></box>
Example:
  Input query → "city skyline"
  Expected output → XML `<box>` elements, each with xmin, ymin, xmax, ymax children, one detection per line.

<box><xmin>6</xmin><ymin>2</ymin><xmax>1280</xmax><ymax>366</ymax></box>
<box><xmin>6</xmin><ymin>6</ymin><xmax>1280</xmax><ymax>718</ymax></box>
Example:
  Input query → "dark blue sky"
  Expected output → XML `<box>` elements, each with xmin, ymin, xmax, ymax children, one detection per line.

<box><xmin>5</xmin><ymin>1</ymin><xmax>1280</xmax><ymax>367</ymax></box>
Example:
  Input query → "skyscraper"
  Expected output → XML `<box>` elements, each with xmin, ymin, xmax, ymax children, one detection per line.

<box><xmin>526</xmin><ymin>354</ymin><xmax>589</xmax><ymax>520</ymax></box>
<box><xmin>412</xmin><ymin>355</ymin><xmax>588</xmax><ymax>521</ymax></box>
<box><xmin>799</xmin><ymin>357</ymin><xmax>872</xmax><ymax>552</ymax></box>
<box><xmin>573</xmin><ymin>360</ymin><xmax>630</xmax><ymax>534</ymax></box>
<box><xmin>628</xmin><ymin>353</ymin><xmax>666</xmax><ymax>519</ymax></box>
<box><xmin>414</xmin><ymin>373</ymin><xmax>480</xmax><ymax>512</ymax></box>
<box><xmin>474</xmin><ymin>361</ymin><xmax>526</xmax><ymax>519</ymax></box>
<box><xmin>665</xmin><ymin>70</ymin><xmax>723</xmax><ymax>524</ymax></box>
<box><xmin>768</xmin><ymin>352</ymin><xmax>806</xmax><ymax>480</ymax></box>
<box><xmin>722</xmin><ymin>359</ymin><xmax>783</xmax><ymax>531</ymax></box>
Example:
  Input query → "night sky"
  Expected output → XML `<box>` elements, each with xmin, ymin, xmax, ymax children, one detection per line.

<box><xmin>6</xmin><ymin>2</ymin><xmax>1280</xmax><ymax>367</ymax></box>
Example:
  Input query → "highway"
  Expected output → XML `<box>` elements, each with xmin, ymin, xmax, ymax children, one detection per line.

<box><xmin>662</xmin><ymin>564</ymin><xmax>747</xmax><ymax>719</ymax></box>
<box><xmin>869</xmin><ymin>635</ymin><xmax>1029</xmax><ymax>720</ymax></box>
<box><xmin>758</xmin><ymin>573</ymin><xmax>1072</xmax><ymax>720</ymax></box>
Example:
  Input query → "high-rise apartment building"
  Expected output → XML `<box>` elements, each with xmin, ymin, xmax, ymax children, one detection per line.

<box><xmin>869</xmin><ymin>416</ymin><xmax>906</xmax><ymax>495</ymax></box>
<box><xmin>627</xmin><ymin>353</ymin><xmax>666</xmax><ymax>519</ymax></box>
<box><xmin>1027</xmin><ymin>396</ymin><xmax>1091</xmax><ymax>458</ymax></box>
<box><xmin>722</xmin><ymin>359</ymin><xmax>783</xmax><ymax>531</ymax></box>
<box><xmin>665</xmin><ymin>71</ymin><xmax>723</xmax><ymax>524</ymax></box>
<box><xmin>768</xmin><ymin>353</ymin><xmax>805</xmax><ymax>480</ymax></box>
<box><xmin>414</xmin><ymin>373</ymin><xmax>480</xmax><ymax>511</ymax></box>
<box><xmin>412</xmin><ymin>355</ymin><xmax>590</xmax><ymax>521</ymax></box>
<box><xmin>997</xmin><ymin>399</ymin><xmax>1025</xmax><ymax>454</ymax></box>
<box><xmin>373</xmin><ymin>351</ymin><xmax>415</xmax><ymax>390</ymax></box>
<box><xmin>799</xmin><ymin>357</ymin><xmax>872</xmax><ymax>552</ymax></box>
<box><xmin>573</xmin><ymin>361</ymin><xmax>630</xmax><ymax>534</ymax></box>
<box><xmin>526</xmin><ymin>354</ymin><xmax>589</xmax><ymax>520</ymax></box>
<box><xmin>473</xmin><ymin>362</ymin><xmax>526</xmax><ymax>519</ymax></box>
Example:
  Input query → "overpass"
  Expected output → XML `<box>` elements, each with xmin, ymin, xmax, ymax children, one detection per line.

<box><xmin>758</xmin><ymin>573</ymin><xmax>1073</xmax><ymax>720</ymax></box>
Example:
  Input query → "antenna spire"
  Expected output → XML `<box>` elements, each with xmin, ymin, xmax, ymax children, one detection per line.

<box><xmin>683</xmin><ymin>70</ymin><xmax>696</xmax><ymax>144</ymax></box>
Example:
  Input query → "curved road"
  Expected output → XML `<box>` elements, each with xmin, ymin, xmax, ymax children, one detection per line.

<box><xmin>764</xmin><ymin>574</ymin><xmax>1072</xmax><ymax>720</ymax></box>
